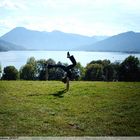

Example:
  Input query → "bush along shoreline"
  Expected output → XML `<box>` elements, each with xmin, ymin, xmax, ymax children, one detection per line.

<box><xmin>0</xmin><ymin>55</ymin><xmax>140</xmax><ymax>81</ymax></box>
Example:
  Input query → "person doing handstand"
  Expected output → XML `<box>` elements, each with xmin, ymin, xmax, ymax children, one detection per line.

<box><xmin>47</xmin><ymin>52</ymin><xmax>77</xmax><ymax>91</ymax></box>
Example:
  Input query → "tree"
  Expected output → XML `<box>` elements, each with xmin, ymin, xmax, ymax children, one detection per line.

<box><xmin>71</xmin><ymin>62</ymin><xmax>85</xmax><ymax>80</ymax></box>
<box><xmin>46</xmin><ymin>59</ymin><xmax>56</xmax><ymax>80</ymax></box>
<box><xmin>85</xmin><ymin>64</ymin><xmax>103</xmax><ymax>81</ymax></box>
<box><xmin>20</xmin><ymin>64</ymin><xmax>35</xmax><ymax>80</ymax></box>
<box><xmin>27</xmin><ymin>57</ymin><xmax>37</xmax><ymax>77</ymax></box>
<box><xmin>2</xmin><ymin>66</ymin><xmax>19</xmax><ymax>80</ymax></box>
<box><xmin>89</xmin><ymin>59</ymin><xmax>110</xmax><ymax>66</ymax></box>
<box><xmin>85</xmin><ymin>59</ymin><xmax>120</xmax><ymax>81</ymax></box>
<box><xmin>0</xmin><ymin>64</ymin><xmax>1</xmax><ymax>73</ymax></box>
<box><xmin>111</xmin><ymin>62</ymin><xmax>120</xmax><ymax>81</ymax></box>
<box><xmin>55</xmin><ymin>61</ymin><xmax>65</xmax><ymax>80</ymax></box>
<box><xmin>36</xmin><ymin>59</ymin><xmax>59</xmax><ymax>80</ymax></box>
<box><xmin>36</xmin><ymin>59</ymin><xmax>46</xmax><ymax>80</ymax></box>
<box><xmin>119</xmin><ymin>56</ymin><xmax>140</xmax><ymax>81</ymax></box>
<box><xmin>103</xmin><ymin>64</ymin><xmax>116</xmax><ymax>81</ymax></box>
<box><xmin>0</xmin><ymin>64</ymin><xmax>2</xmax><ymax>79</ymax></box>
<box><xmin>20</xmin><ymin>57</ymin><xmax>37</xmax><ymax>80</ymax></box>
<box><xmin>27</xmin><ymin>57</ymin><xmax>37</xmax><ymax>66</ymax></box>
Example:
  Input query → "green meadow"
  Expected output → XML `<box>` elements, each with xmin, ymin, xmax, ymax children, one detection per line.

<box><xmin>0</xmin><ymin>81</ymin><xmax>140</xmax><ymax>136</ymax></box>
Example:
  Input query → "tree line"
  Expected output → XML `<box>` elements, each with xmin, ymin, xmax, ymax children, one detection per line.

<box><xmin>0</xmin><ymin>55</ymin><xmax>140</xmax><ymax>81</ymax></box>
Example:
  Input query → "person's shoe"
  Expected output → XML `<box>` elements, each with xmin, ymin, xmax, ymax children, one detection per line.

<box><xmin>62</xmin><ymin>77</ymin><xmax>67</xmax><ymax>83</ymax></box>
<box><xmin>67</xmin><ymin>52</ymin><xmax>70</xmax><ymax>58</ymax></box>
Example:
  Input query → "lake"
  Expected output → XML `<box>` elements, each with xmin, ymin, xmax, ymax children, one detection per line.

<box><xmin>0</xmin><ymin>51</ymin><xmax>140</xmax><ymax>70</ymax></box>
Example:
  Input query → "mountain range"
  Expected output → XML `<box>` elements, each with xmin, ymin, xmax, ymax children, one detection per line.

<box><xmin>0</xmin><ymin>27</ymin><xmax>99</xmax><ymax>51</ymax></box>
<box><xmin>81</xmin><ymin>31</ymin><xmax>140</xmax><ymax>52</ymax></box>
<box><xmin>0</xmin><ymin>27</ymin><xmax>140</xmax><ymax>52</ymax></box>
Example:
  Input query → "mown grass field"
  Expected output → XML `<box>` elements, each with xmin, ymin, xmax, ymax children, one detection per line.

<box><xmin>0</xmin><ymin>81</ymin><xmax>140</xmax><ymax>136</ymax></box>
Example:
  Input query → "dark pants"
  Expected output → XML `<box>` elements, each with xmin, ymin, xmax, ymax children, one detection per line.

<box><xmin>48</xmin><ymin>55</ymin><xmax>76</xmax><ymax>78</ymax></box>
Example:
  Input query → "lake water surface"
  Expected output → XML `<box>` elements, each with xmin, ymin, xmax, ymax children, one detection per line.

<box><xmin>0</xmin><ymin>51</ymin><xmax>140</xmax><ymax>70</ymax></box>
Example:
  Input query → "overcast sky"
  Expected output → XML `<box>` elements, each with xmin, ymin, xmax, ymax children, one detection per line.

<box><xmin>0</xmin><ymin>0</ymin><xmax>140</xmax><ymax>36</ymax></box>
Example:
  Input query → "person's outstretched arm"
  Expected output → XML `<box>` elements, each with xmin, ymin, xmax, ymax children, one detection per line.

<box><xmin>47</xmin><ymin>64</ymin><xmax>67</xmax><ymax>71</ymax></box>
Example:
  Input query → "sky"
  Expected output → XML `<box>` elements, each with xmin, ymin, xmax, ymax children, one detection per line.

<box><xmin>0</xmin><ymin>0</ymin><xmax>140</xmax><ymax>36</ymax></box>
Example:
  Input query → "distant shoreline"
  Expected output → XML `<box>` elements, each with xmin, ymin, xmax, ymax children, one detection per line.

<box><xmin>0</xmin><ymin>51</ymin><xmax>140</xmax><ymax>70</ymax></box>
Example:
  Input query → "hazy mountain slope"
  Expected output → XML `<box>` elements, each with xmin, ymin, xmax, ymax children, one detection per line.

<box><xmin>83</xmin><ymin>31</ymin><xmax>140</xmax><ymax>52</ymax></box>
<box><xmin>1</xmin><ymin>27</ymin><xmax>139</xmax><ymax>52</ymax></box>
<box><xmin>1</xmin><ymin>27</ymin><xmax>97</xmax><ymax>50</ymax></box>
<box><xmin>0</xmin><ymin>39</ymin><xmax>25</xmax><ymax>51</ymax></box>
<box><xmin>93</xmin><ymin>36</ymin><xmax>109</xmax><ymax>41</ymax></box>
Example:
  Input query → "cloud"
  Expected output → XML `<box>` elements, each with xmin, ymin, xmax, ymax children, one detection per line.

<box><xmin>0</xmin><ymin>18</ymin><xmax>16</xmax><ymax>28</ymax></box>
<box><xmin>0</xmin><ymin>0</ymin><xmax>27</xmax><ymax>10</ymax></box>
<box><xmin>0</xmin><ymin>0</ymin><xmax>140</xmax><ymax>36</ymax></box>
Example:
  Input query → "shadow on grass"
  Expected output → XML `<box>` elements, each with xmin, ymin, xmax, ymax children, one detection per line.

<box><xmin>50</xmin><ymin>89</ymin><xmax>67</xmax><ymax>98</ymax></box>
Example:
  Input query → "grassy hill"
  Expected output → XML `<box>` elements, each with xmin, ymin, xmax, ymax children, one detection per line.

<box><xmin>0</xmin><ymin>81</ymin><xmax>140</xmax><ymax>136</ymax></box>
